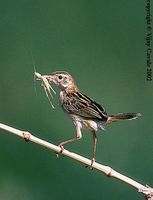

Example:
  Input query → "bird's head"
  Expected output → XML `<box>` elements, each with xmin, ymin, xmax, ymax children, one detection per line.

<box><xmin>45</xmin><ymin>71</ymin><xmax>77</xmax><ymax>91</ymax></box>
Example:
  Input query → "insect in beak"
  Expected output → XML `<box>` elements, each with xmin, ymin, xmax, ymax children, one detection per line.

<box><xmin>35</xmin><ymin>72</ymin><xmax>56</xmax><ymax>109</ymax></box>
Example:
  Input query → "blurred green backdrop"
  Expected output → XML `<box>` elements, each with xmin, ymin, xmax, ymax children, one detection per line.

<box><xmin>0</xmin><ymin>1</ymin><xmax>153</xmax><ymax>200</ymax></box>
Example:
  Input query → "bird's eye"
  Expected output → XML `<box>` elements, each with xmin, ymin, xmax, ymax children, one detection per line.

<box><xmin>58</xmin><ymin>75</ymin><xmax>63</xmax><ymax>80</ymax></box>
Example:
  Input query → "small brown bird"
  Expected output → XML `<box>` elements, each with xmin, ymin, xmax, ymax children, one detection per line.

<box><xmin>45</xmin><ymin>71</ymin><xmax>141</xmax><ymax>166</ymax></box>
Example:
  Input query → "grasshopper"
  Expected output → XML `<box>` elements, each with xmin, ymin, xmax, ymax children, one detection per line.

<box><xmin>35</xmin><ymin>72</ymin><xmax>56</xmax><ymax>109</ymax></box>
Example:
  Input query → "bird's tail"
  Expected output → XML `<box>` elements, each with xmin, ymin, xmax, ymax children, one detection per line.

<box><xmin>107</xmin><ymin>113</ymin><xmax>141</xmax><ymax>123</ymax></box>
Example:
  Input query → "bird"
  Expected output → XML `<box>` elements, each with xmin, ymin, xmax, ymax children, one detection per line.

<box><xmin>45</xmin><ymin>71</ymin><xmax>141</xmax><ymax>166</ymax></box>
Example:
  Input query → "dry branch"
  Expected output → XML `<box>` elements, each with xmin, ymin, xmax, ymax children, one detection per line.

<box><xmin>0</xmin><ymin>122</ymin><xmax>153</xmax><ymax>199</ymax></box>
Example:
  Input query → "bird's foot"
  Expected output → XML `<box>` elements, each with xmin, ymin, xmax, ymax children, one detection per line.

<box><xmin>91</xmin><ymin>158</ymin><xmax>95</xmax><ymax>167</ymax></box>
<box><xmin>85</xmin><ymin>158</ymin><xmax>95</xmax><ymax>170</ymax></box>
<box><xmin>56</xmin><ymin>144</ymin><xmax>64</xmax><ymax>158</ymax></box>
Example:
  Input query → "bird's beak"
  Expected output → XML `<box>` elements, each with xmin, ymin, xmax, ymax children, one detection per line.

<box><xmin>43</xmin><ymin>75</ymin><xmax>51</xmax><ymax>79</ymax></box>
<box><xmin>43</xmin><ymin>75</ymin><xmax>55</xmax><ymax>83</ymax></box>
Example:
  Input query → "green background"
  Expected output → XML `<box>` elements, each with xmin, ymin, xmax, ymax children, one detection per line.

<box><xmin>0</xmin><ymin>1</ymin><xmax>153</xmax><ymax>200</ymax></box>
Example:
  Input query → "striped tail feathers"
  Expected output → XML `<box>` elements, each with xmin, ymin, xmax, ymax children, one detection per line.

<box><xmin>107</xmin><ymin>113</ymin><xmax>141</xmax><ymax>123</ymax></box>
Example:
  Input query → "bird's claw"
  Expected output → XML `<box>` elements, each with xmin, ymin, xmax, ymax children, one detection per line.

<box><xmin>56</xmin><ymin>144</ymin><xmax>64</xmax><ymax>158</ymax></box>
<box><xmin>91</xmin><ymin>158</ymin><xmax>95</xmax><ymax>166</ymax></box>
<box><xmin>59</xmin><ymin>144</ymin><xmax>64</xmax><ymax>153</ymax></box>
<box><xmin>85</xmin><ymin>158</ymin><xmax>95</xmax><ymax>170</ymax></box>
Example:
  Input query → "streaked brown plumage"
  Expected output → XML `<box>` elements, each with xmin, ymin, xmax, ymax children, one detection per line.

<box><xmin>45</xmin><ymin>71</ymin><xmax>141</xmax><ymax>166</ymax></box>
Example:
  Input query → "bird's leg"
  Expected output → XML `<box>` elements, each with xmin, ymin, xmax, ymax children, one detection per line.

<box><xmin>58</xmin><ymin>122</ymin><xmax>82</xmax><ymax>154</ymax></box>
<box><xmin>85</xmin><ymin>131</ymin><xmax>97</xmax><ymax>169</ymax></box>
<box><xmin>91</xmin><ymin>131</ymin><xmax>97</xmax><ymax>167</ymax></box>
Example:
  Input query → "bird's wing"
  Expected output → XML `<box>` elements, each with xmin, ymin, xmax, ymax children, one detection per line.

<box><xmin>62</xmin><ymin>92</ymin><xmax>108</xmax><ymax>120</ymax></box>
